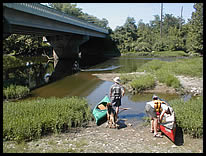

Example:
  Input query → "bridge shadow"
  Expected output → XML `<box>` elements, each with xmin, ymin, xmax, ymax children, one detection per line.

<box><xmin>80</xmin><ymin>36</ymin><xmax>121</xmax><ymax>65</ymax></box>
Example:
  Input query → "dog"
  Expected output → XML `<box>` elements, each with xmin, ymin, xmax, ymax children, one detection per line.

<box><xmin>106</xmin><ymin>102</ymin><xmax>117</xmax><ymax>128</ymax></box>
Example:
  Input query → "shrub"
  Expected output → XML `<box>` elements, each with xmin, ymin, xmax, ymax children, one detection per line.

<box><xmin>3</xmin><ymin>96</ymin><xmax>92</xmax><ymax>142</ymax></box>
<box><xmin>3</xmin><ymin>84</ymin><xmax>30</xmax><ymax>100</ymax></box>
<box><xmin>129</xmin><ymin>74</ymin><xmax>155</xmax><ymax>92</ymax></box>
<box><xmin>155</xmin><ymin>69</ymin><xmax>181</xmax><ymax>88</ymax></box>
<box><xmin>169</xmin><ymin>96</ymin><xmax>203</xmax><ymax>138</ymax></box>
<box><xmin>120</xmin><ymin>74</ymin><xmax>138</xmax><ymax>84</ymax></box>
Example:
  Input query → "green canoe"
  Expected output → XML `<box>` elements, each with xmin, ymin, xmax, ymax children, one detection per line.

<box><xmin>92</xmin><ymin>95</ymin><xmax>111</xmax><ymax>125</ymax></box>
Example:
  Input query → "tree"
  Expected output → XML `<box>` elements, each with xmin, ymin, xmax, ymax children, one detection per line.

<box><xmin>149</xmin><ymin>15</ymin><xmax>161</xmax><ymax>34</ymax></box>
<box><xmin>163</xmin><ymin>14</ymin><xmax>180</xmax><ymax>34</ymax></box>
<box><xmin>48</xmin><ymin>3</ymin><xmax>83</xmax><ymax>17</ymax></box>
<box><xmin>48</xmin><ymin>3</ymin><xmax>109</xmax><ymax>29</ymax></box>
<box><xmin>3</xmin><ymin>34</ymin><xmax>48</xmax><ymax>56</ymax></box>
<box><xmin>136</xmin><ymin>20</ymin><xmax>153</xmax><ymax>52</ymax></box>
<box><xmin>186</xmin><ymin>3</ymin><xmax>203</xmax><ymax>54</ymax></box>
<box><xmin>110</xmin><ymin>17</ymin><xmax>138</xmax><ymax>53</ymax></box>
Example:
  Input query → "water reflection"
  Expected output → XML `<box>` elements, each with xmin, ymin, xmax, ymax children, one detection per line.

<box><xmin>30</xmin><ymin>72</ymin><xmax>103</xmax><ymax>98</ymax></box>
<box><xmin>47</xmin><ymin>59</ymin><xmax>78</xmax><ymax>83</ymax></box>
<box><xmin>3</xmin><ymin>56</ymin><xmax>83</xmax><ymax>90</ymax></box>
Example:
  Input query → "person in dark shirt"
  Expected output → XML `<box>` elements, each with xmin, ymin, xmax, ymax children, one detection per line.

<box><xmin>109</xmin><ymin>77</ymin><xmax>125</xmax><ymax>122</ymax></box>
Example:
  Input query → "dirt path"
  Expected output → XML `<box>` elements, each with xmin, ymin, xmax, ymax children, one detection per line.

<box><xmin>3</xmin><ymin>121</ymin><xmax>203</xmax><ymax>153</ymax></box>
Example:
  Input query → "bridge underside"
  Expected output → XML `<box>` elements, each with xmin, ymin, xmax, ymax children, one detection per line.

<box><xmin>46</xmin><ymin>35</ymin><xmax>89</xmax><ymax>60</ymax></box>
<box><xmin>3</xmin><ymin>6</ymin><xmax>107</xmax><ymax>60</ymax></box>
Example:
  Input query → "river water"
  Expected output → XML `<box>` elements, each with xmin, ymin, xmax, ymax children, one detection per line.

<box><xmin>5</xmin><ymin>55</ymin><xmax>187</xmax><ymax>125</ymax></box>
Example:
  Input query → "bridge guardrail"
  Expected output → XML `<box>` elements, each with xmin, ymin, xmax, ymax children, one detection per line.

<box><xmin>3</xmin><ymin>3</ymin><xmax>108</xmax><ymax>34</ymax></box>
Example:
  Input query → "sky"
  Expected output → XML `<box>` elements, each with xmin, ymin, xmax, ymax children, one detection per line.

<box><xmin>73</xmin><ymin>3</ymin><xmax>195</xmax><ymax>30</ymax></box>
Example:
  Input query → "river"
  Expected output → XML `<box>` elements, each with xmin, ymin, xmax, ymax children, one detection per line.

<box><xmin>4</xmin><ymin>55</ymin><xmax>187</xmax><ymax>125</ymax></box>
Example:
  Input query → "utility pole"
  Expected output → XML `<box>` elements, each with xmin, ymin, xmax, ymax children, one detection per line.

<box><xmin>180</xmin><ymin>6</ymin><xmax>183</xmax><ymax>30</ymax></box>
<box><xmin>160</xmin><ymin>3</ymin><xmax>163</xmax><ymax>38</ymax></box>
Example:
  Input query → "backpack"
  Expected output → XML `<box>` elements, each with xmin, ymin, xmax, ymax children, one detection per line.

<box><xmin>113</xmin><ymin>85</ymin><xmax>121</xmax><ymax>99</ymax></box>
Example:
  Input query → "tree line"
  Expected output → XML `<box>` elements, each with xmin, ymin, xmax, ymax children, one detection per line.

<box><xmin>110</xmin><ymin>3</ymin><xmax>203</xmax><ymax>55</ymax></box>
<box><xmin>3</xmin><ymin>3</ymin><xmax>203</xmax><ymax>56</ymax></box>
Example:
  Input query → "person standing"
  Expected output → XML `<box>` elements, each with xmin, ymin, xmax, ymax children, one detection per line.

<box><xmin>109</xmin><ymin>77</ymin><xmax>125</xmax><ymax>121</ymax></box>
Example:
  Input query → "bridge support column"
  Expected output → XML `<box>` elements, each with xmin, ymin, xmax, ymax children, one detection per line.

<box><xmin>46</xmin><ymin>35</ymin><xmax>89</xmax><ymax>60</ymax></box>
<box><xmin>3</xmin><ymin>17</ymin><xmax>11</xmax><ymax>39</ymax></box>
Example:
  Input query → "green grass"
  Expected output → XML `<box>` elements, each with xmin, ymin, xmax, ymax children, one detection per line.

<box><xmin>129</xmin><ymin>74</ymin><xmax>155</xmax><ymax>93</ymax></box>
<box><xmin>137</xmin><ymin>57</ymin><xmax>203</xmax><ymax>78</ymax></box>
<box><xmin>152</xmin><ymin>50</ymin><xmax>189</xmax><ymax>57</ymax></box>
<box><xmin>169</xmin><ymin>57</ymin><xmax>203</xmax><ymax>78</ymax></box>
<box><xmin>120</xmin><ymin>74</ymin><xmax>139</xmax><ymax>84</ymax></box>
<box><xmin>123</xmin><ymin>51</ymin><xmax>189</xmax><ymax>57</ymax></box>
<box><xmin>137</xmin><ymin>59</ymin><xmax>166</xmax><ymax>73</ymax></box>
<box><xmin>155</xmin><ymin>69</ymin><xmax>181</xmax><ymax>88</ymax></box>
<box><xmin>3</xmin><ymin>84</ymin><xmax>30</xmax><ymax>100</ymax></box>
<box><xmin>3</xmin><ymin>96</ymin><xmax>92</xmax><ymax>143</ymax></box>
<box><xmin>169</xmin><ymin>96</ymin><xmax>203</xmax><ymax>138</ymax></box>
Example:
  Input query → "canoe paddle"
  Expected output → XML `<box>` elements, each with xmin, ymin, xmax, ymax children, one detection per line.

<box><xmin>119</xmin><ymin>107</ymin><xmax>131</xmax><ymax>110</ymax></box>
<box><xmin>119</xmin><ymin>107</ymin><xmax>131</xmax><ymax>114</ymax></box>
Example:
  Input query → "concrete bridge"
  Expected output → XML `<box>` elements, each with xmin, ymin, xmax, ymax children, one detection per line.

<box><xmin>3</xmin><ymin>3</ymin><xmax>109</xmax><ymax>60</ymax></box>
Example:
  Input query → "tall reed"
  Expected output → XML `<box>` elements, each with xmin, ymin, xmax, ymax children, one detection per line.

<box><xmin>3</xmin><ymin>96</ymin><xmax>92</xmax><ymax>142</ymax></box>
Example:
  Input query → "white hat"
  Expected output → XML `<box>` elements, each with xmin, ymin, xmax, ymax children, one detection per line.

<box><xmin>113</xmin><ymin>77</ymin><xmax>120</xmax><ymax>83</ymax></box>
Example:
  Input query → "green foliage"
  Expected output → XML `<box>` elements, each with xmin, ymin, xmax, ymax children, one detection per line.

<box><xmin>110</xmin><ymin>3</ymin><xmax>203</xmax><ymax>55</ymax></box>
<box><xmin>169</xmin><ymin>57</ymin><xmax>203</xmax><ymax>78</ymax></box>
<box><xmin>186</xmin><ymin>3</ymin><xmax>203</xmax><ymax>54</ymax></box>
<box><xmin>169</xmin><ymin>96</ymin><xmax>203</xmax><ymax>138</ymax></box>
<box><xmin>137</xmin><ymin>59</ymin><xmax>166</xmax><ymax>73</ymax></box>
<box><xmin>120</xmin><ymin>74</ymin><xmax>139</xmax><ymax>84</ymax></box>
<box><xmin>3</xmin><ymin>34</ymin><xmax>51</xmax><ymax>56</ymax></box>
<box><xmin>48</xmin><ymin>3</ymin><xmax>109</xmax><ymax>29</ymax></box>
<box><xmin>135</xmin><ymin>42</ymin><xmax>152</xmax><ymax>52</ymax></box>
<box><xmin>48</xmin><ymin>3</ymin><xmax>83</xmax><ymax>18</ymax></box>
<box><xmin>122</xmin><ymin>51</ymin><xmax>188</xmax><ymax>57</ymax></box>
<box><xmin>3</xmin><ymin>55</ymin><xmax>25</xmax><ymax>69</ymax></box>
<box><xmin>137</xmin><ymin>57</ymin><xmax>203</xmax><ymax>78</ymax></box>
<box><xmin>129</xmin><ymin>74</ymin><xmax>155</xmax><ymax>92</ymax></box>
<box><xmin>152</xmin><ymin>51</ymin><xmax>189</xmax><ymax>57</ymax></box>
<box><xmin>132</xmin><ymin>57</ymin><xmax>202</xmax><ymax>90</ymax></box>
<box><xmin>155</xmin><ymin>69</ymin><xmax>181</xmax><ymax>88</ymax></box>
<box><xmin>3</xmin><ymin>84</ymin><xmax>30</xmax><ymax>100</ymax></box>
<box><xmin>3</xmin><ymin>96</ymin><xmax>92</xmax><ymax>142</ymax></box>
<box><xmin>123</xmin><ymin>52</ymin><xmax>152</xmax><ymax>56</ymax></box>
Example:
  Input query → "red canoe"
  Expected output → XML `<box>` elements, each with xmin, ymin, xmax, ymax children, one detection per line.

<box><xmin>160</xmin><ymin>120</ymin><xmax>176</xmax><ymax>142</ymax></box>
